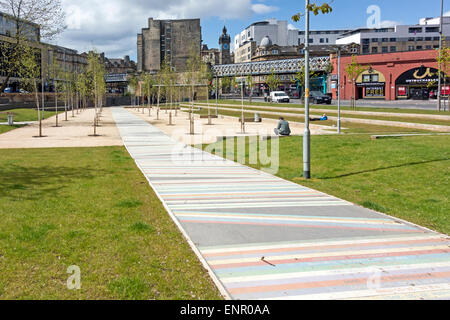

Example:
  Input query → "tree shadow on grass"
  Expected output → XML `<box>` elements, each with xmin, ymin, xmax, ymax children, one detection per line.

<box><xmin>0</xmin><ymin>164</ymin><xmax>108</xmax><ymax>201</ymax></box>
<box><xmin>318</xmin><ymin>158</ymin><xmax>450</xmax><ymax>180</ymax></box>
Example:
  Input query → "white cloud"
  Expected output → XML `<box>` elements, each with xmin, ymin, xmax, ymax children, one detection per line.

<box><xmin>55</xmin><ymin>0</ymin><xmax>267</xmax><ymax>60</ymax></box>
<box><xmin>288</xmin><ymin>23</ymin><xmax>298</xmax><ymax>31</ymax></box>
<box><xmin>445</xmin><ymin>11</ymin><xmax>450</xmax><ymax>16</ymax></box>
<box><xmin>251</xmin><ymin>4</ymin><xmax>279</xmax><ymax>15</ymax></box>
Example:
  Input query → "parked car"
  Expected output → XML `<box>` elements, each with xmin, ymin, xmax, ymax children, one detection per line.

<box><xmin>269</xmin><ymin>91</ymin><xmax>290</xmax><ymax>103</ymax></box>
<box><xmin>19</xmin><ymin>89</ymin><xmax>29</xmax><ymax>94</ymax></box>
<box><xmin>3</xmin><ymin>87</ymin><xmax>13</xmax><ymax>93</ymax></box>
<box><xmin>310</xmin><ymin>91</ymin><xmax>332</xmax><ymax>104</ymax></box>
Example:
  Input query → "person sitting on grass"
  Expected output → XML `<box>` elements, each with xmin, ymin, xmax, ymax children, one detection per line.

<box><xmin>274</xmin><ymin>117</ymin><xmax>291</xmax><ymax>136</ymax></box>
<box><xmin>310</xmin><ymin>113</ymin><xmax>328</xmax><ymax>121</ymax></box>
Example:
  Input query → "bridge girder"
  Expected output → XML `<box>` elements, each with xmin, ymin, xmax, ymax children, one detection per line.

<box><xmin>211</xmin><ymin>56</ymin><xmax>330</xmax><ymax>78</ymax></box>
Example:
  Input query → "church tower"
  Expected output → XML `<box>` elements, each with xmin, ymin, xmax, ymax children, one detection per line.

<box><xmin>219</xmin><ymin>26</ymin><xmax>232</xmax><ymax>65</ymax></box>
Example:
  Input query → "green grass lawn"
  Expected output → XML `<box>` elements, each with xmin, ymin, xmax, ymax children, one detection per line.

<box><xmin>203</xmin><ymin>134</ymin><xmax>450</xmax><ymax>235</ymax></box>
<box><xmin>189</xmin><ymin>107</ymin><xmax>432</xmax><ymax>134</ymax></box>
<box><xmin>0</xmin><ymin>124</ymin><xmax>25</xmax><ymax>135</ymax></box>
<box><xmin>208</xmin><ymin>99</ymin><xmax>450</xmax><ymax>115</ymax></box>
<box><xmin>0</xmin><ymin>109</ymin><xmax>57</xmax><ymax>122</ymax></box>
<box><xmin>196</xmin><ymin>103</ymin><xmax>450</xmax><ymax>127</ymax></box>
<box><xmin>0</xmin><ymin>146</ymin><xmax>222</xmax><ymax>300</ymax></box>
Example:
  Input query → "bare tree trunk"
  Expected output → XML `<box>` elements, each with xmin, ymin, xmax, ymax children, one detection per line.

<box><xmin>207</xmin><ymin>85</ymin><xmax>211</xmax><ymax>125</ymax></box>
<box><xmin>33</xmin><ymin>79</ymin><xmax>42</xmax><ymax>137</ymax></box>
<box><xmin>55</xmin><ymin>82</ymin><xmax>59</xmax><ymax>127</ymax></box>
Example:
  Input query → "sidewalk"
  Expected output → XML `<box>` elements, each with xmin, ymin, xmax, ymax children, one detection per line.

<box><xmin>112</xmin><ymin>106</ymin><xmax>450</xmax><ymax>300</ymax></box>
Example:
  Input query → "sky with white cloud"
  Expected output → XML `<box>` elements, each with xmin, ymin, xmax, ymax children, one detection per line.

<box><xmin>51</xmin><ymin>0</ymin><xmax>449</xmax><ymax>61</ymax></box>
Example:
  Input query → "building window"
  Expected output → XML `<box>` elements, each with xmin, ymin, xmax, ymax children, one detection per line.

<box><xmin>326</xmin><ymin>38</ymin><xmax>329</xmax><ymax>43</ymax></box>
<box><xmin>362</xmin><ymin>38</ymin><xmax>370</xmax><ymax>44</ymax></box>
<box><xmin>409</xmin><ymin>27</ymin><xmax>422</xmax><ymax>34</ymax></box>
<box><xmin>408</xmin><ymin>45</ymin><xmax>414</xmax><ymax>51</ymax></box>
<box><xmin>371</xmin><ymin>38</ymin><xmax>378</xmax><ymax>42</ymax></box>
<box><xmin>426</xmin><ymin>45</ymin><xmax>432</xmax><ymax>49</ymax></box>
<box><xmin>416</xmin><ymin>46</ymin><xmax>422</xmax><ymax>50</ymax></box>
<box><xmin>416</xmin><ymin>37</ymin><xmax>423</xmax><ymax>41</ymax></box>
<box><xmin>372</xmin><ymin>47</ymin><xmax>378</xmax><ymax>53</ymax></box>
<box><xmin>362</xmin><ymin>45</ymin><xmax>370</xmax><ymax>54</ymax></box>
<box><xmin>382</xmin><ymin>38</ymin><xmax>388</xmax><ymax>42</ymax></box>
<box><xmin>408</xmin><ymin>37</ymin><xmax>415</xmax><ymax>41</ymax></box>
<box><xmin>426</xmin><ymin>27</ymin><xmax>440</xmax><ymax>33</ymax></box>
<box><xmin>308</xmin><ymin>38</ymin><xmax>313</xmax><ymax>43</ymax></box>
<box><xmin>382</xmin><ymin>46</ymin><xmax>388</xmax><ymax>53</ymax></box>
<box><xmin>425</xmin><ymin>37</ymin><xmax>432</xmax><ymax>41</ymax></box>
<box><xmin>434</xmin><ymin>37</ymin><xmax>440</xmax><ymax>41</ymax></box>
<box><xmin>390</xmin><ymin>38</ymin><xmax>397</xmax><ymax>42</ymax></box>
<box><xmin>390</xmin><ymin>46</ymin><xmax>396</xmax><ymax>52</ymax></box>
<box><xmin>320</xmin><ymin>38</ymin><xmax>324</xmax><ymax>43</ymax></box>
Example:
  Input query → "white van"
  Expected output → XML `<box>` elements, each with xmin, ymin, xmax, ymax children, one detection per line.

<box><xmin>269</xmin><ymin>91</ymin><xmax>290</xmax><ymax>103</ymax></box>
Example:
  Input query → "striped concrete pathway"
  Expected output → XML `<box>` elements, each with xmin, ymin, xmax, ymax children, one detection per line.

<box><xmin>111</xmin><ymin>107</ymin><xmax>450</xmax><ymax>300</ymax></box>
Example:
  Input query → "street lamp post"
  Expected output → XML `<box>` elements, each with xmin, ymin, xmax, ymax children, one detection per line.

<box><xmin>337</xmin><ymin>47</ymin><xmax>342</xmax><ymax>134</ymax></box>
<box><xmin>215</xmin><ymin>76</ymin><xmax>218</xmax><ymax>116</ymax></box>
<box><xmin>303</xmin><ymin>0</ymin><xmax>311</xmax><ymax>179</ymax></box>
<box><xmin>437</xmin><ymin>0</ymin><xmax>444</xmax><ymax>111</ymax></box>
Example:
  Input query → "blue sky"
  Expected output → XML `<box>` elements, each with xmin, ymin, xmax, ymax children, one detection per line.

<box><xmin>202</xmin><ymin>0</ymin><xmax>450</xmax><ymax>49</ymax></box>
<box><xmin>58</xmin><ymin>0</ymin><xmax>450</xmax><ymax>60</ymax></box>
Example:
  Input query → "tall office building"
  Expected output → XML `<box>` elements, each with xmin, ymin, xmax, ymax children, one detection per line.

<box><xmin>137</xmin><ymin>18</ymin><xmax>202</xmax><ymax>73</ymax></box>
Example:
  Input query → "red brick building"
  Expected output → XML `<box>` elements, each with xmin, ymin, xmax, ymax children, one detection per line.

<box><xmin>330</xmin><ymin>50</ymin><xmax>449</xmax><ymax>101</ymax></box>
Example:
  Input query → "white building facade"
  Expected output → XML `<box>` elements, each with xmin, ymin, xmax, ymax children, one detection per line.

<box><xmin>336</xmin><ymin>16</ymin><xmax>450</xmax><ymax>54</ymax></box>
<box><xmin>233</xmin><ymin>20</ymin><xmax>298</xmax><ymax>50</ymax></box>
<box><xmin>298</xmin><ymin>29</ymin><xmax>351</xmax><ymax>46</ymax></box>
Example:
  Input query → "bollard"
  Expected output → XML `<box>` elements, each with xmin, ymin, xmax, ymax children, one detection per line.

<box><xmin>7</xmin><ymin>113</ymin><xmax>13</xmax><ymax>126</ymax></box>
<box><xmin>190</xmin><ymin>117</ymin><xmax>194</xmax><ymax>135</ymax></box>
<box><xmin>156</xmin><ymin>108</ymin><xmax>160</xmax><ymax>120</ymax></box>
<box><xmin>254</xmin><ymin>113</ymin><xmax>261</xmax><ymax>123</ymax></box>
<box><xmin>169</xmin><ymin>112</ymin><xmax>173</xmax><ymax>125</ymax></box>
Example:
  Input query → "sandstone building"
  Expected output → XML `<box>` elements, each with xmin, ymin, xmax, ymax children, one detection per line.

<box><xmin>137</xmin><ymin>18</ymin><xmax>201</xmax><ymax>73</ymax></box>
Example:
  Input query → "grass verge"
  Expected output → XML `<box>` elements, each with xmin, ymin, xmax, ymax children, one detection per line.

<box><xmin>207</xmin><ymin>99</ymin><xmax>450</xmax><ymax>115</ymax></box>
<box><xmin>0</xmin><ymin>108</ymin><xmax>57</xmax><ymax>122</ymax></box>
<box><xmin>188</xmin><ymin>107</ymin><xmax>432</xmax><ymax>134</ymax></box>
<box><xmin>0</xmin><ymin>124</ymin><xmax>25</xmax><ymax>135</ymax></box>
<box><xmin>0</xmin><ymin>146</ymin><xmax>222</xmax><ymax>300</ymax></box>
<box><xmin>196</xmin><ymin>103</ymin><xmax>450</xmax><ymax>127</ymax></box>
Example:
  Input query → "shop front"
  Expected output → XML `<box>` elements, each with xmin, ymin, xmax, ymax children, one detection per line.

<box><xmin>395</xmin><ymin>66</ymin><xmax>448</xmax><ymax>100</ymax></box>
<box><xmin>355</xmin><ymin>69</ymin><xmax>386</xmax><ymax>100</ymax></box>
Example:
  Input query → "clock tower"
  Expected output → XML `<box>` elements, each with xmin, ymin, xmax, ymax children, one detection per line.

<box><xmin>219</xmin><ymin>26</ymin><xmax>232</xmax><ymax>65</ymax></box>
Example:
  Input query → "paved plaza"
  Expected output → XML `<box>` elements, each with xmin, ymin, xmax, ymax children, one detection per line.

<box><xmin>0</xmin><ymin>108</ymin><xmax>123</xmax><ymax>149</ymax></box>
<box><xmin>111</xmin><ymin>106</ymin><xmax>450</xmax><ymax>300</ymax></box>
